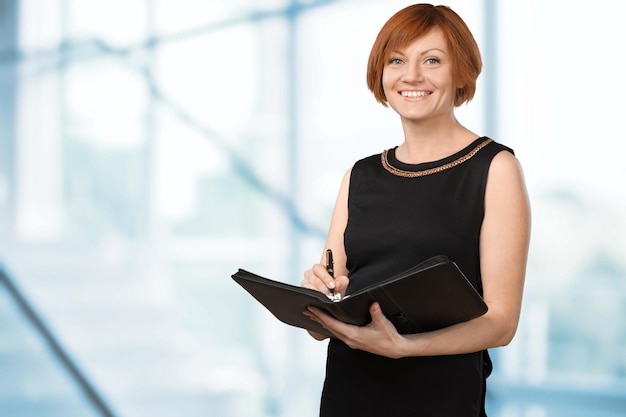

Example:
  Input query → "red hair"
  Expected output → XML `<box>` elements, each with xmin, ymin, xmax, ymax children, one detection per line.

<box><xmin>366</xmin><ymin>4</ymin><xmax>482</xmax><ymax>107</ymax></box>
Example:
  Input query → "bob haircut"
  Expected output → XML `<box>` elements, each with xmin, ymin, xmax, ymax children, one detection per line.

<box><xmin>366</xmin><ymin>4</ymin><xmax>482</xmax><ymax>107</ymax></box>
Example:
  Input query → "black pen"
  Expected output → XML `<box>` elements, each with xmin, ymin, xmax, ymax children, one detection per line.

<box><xmin>326</xmin><ymin>249</ymin><xmax>340</xmax><ymax>301</ymax></box>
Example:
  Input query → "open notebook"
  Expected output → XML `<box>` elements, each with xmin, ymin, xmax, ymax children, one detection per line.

<box><xmin>232</xmin><ymin>255</ymin><xmax>488</xmax><ymax>338</ymax></box>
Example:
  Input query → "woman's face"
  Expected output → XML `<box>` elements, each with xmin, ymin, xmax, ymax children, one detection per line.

<box><xmin>382</xmin><ymin>28</ymin><xmax>459</xmax><ymax>123</ymax></box>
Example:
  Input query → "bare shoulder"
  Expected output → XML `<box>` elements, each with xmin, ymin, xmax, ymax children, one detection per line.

<box><xmin>483</xmin><ymin>148</ymin><xmax>531</xmax><ymax>229</ymax></box>
<box><xmin>490</xmin><ymin>148</ymin><xmax>524</xmax><ymax>176</ymax></box>
<box><xmin>486</xmin><ymin>149</ymin><xmax>527</xmax><ymax>193</ymax></box>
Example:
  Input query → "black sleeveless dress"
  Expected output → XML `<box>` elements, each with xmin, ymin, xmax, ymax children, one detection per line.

<box><xmin>319</xmin><ymin>137</ymin><xmax>513</xmax><ymax>417</ymax></box>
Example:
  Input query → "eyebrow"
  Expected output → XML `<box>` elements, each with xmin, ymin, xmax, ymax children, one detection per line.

<box><xmin>422</xmin><ymin>48</ymin><xmax>447</xmax><ymax>55</ymax></box>
<box><xmin>390</xmin><ymin>48</ymin><xmax>448</xmax><ymax>56</ymax></box>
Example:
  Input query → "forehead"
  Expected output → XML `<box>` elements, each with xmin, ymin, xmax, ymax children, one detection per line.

<box><xmin>389</xmin><ymin>27</ymin><xmax>449</xmax><ymax>54</ymax></box>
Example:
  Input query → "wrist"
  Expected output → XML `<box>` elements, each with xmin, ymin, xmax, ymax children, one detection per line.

<box><xmin>397</xmin><ymin>333</ymin><xmax>425</xmax><ymax>358</ymax></box>
<box><xmin>393</xmin><ymin>334</ymin><xmax>411</xmax><ymax>359</ymax></box>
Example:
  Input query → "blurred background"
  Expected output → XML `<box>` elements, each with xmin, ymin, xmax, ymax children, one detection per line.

<box><xmin>1</xmin><ymin>0</ymin><xmax>625</xmax><ymax>416</ymax></box>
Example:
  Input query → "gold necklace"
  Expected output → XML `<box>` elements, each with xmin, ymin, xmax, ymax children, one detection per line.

<box><xmin>381</xmin><ymin>138</ymin><xmax>493</xmax><ymax>178</ymax></box>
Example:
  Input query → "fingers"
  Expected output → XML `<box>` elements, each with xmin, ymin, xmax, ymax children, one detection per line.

<box><xmin>306</xmin><ymin>302</ymin><xmax>405</xmax><ymax>358</ymax></box>
<box><xmin>314</xmin><ymin>263</ymin><xmax>337</xmax><ymax>291</ymax></box>
<box><xmin>304</xmin><ymin>306</ymin><xmax>339</xmax><ymax>337</ymax></box>
<box><xmin>301</xmin><ymin>263</ymin><xmax>348</xmax><ymax>295</ymax></box>
<box><xmin>300</xmin><ymin>264</ymin><xmax>330</xmax><ymax>293</ymax></box>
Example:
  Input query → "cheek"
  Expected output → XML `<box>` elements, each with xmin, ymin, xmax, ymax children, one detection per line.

<box><xmin>381</xmin><ymin>71</ymin><xmax>395</xmax><ymax>96</ymax></box>
<box><xmin>381</xmin><ymin>70</ymin><xmax>392</xmax><ymax>87</ymax></box>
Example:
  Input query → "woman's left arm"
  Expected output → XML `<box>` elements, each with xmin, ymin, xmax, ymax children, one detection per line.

<box><xmin>305</xmin><ymin>151</ymin><xmax>531</xmax><ymax>358</ymax></box>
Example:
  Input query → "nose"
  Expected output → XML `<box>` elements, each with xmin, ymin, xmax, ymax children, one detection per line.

<box><xmin>401</xmin><ymin>63</ymin><xmax>423</xmax><ymax>83</ymax></box>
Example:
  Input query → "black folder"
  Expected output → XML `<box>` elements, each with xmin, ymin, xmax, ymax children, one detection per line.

<box><xmin>232</xmin><ymin>255</ymin><xmax>487</xmax><ymax>338</ymax></box>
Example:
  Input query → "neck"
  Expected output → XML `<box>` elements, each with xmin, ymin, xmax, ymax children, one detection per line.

<box><xmin>396</xmin><ymin>116</ymin><xmax>479</xmax><ymax>164</ymax></box>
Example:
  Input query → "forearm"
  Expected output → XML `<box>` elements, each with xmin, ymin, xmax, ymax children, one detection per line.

<box><xmin>399</xmin><ymin>308</ymin><xmax>518</xmax><ymax>357</ymax></box>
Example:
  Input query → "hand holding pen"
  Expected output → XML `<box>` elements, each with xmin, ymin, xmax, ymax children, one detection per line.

<box><xmin>300</xmin><ymin>248</ymin><xmax>348</xmax><ymax>302</ymax></box>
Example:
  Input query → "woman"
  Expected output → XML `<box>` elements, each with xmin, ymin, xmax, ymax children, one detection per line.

<box><xmin>301</xmin><ymin>4</ymin><xmax>530</xmax><ymax>417</ymax></box>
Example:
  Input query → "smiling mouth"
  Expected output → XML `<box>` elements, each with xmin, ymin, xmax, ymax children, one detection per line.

<box><xmin>400</xmin><ymin>90</ymin><xmax>431</xmax><ymax>98</ymax></box>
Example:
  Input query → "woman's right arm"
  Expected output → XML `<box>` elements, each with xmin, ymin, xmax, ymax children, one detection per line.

<box><xmin>301</xmin><ymin>168</ymin><xmax>352</xmax><ymax>340</ymax></box>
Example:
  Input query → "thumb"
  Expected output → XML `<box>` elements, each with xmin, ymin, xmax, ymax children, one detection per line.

<box><xmin>335</xmin><ymin>275</ymin><xmax>349</xmax><ymax>293</ymax></box>
<box><xmin>370</xmin><ymin>302</ymin><xmax>384</xmax><ymax>320</ymax></box>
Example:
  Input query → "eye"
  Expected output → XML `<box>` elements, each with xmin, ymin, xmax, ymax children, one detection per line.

<box><xmin>389</xmin><ymin>57</ymin><xmax>404</xmax><ymax>65</ymax></box>
<box><xmin>425</xmin><ymin>57</ymin><xmax>441</xmax><ymax>65</ymax></box>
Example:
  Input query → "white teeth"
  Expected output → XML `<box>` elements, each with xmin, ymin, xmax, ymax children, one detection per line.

<box><xmin>401</xmin><ymin>91</ymin><xmax>429</xmax><ymax>98</ymax></box>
